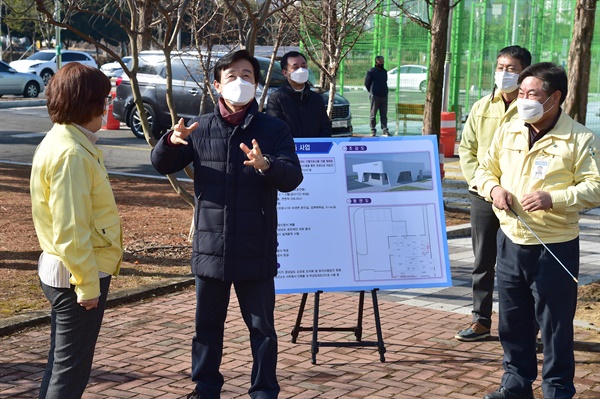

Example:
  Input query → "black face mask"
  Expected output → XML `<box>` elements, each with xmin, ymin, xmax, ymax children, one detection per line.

<box><xmin>376</xmin><ymin>63</ymin><xmax>384</xmax><ymax>69</ymax></box>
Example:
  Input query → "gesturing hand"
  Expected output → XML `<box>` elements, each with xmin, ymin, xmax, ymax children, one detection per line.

<box><xmin>169</xmin><ymin>118</ymin><xmax>199</xmax><ymax>145</ymax></box>
<box><xmin>240</xmin><ymin>139</ymin><xmax>270</xmax><ymax>171</ymax></box>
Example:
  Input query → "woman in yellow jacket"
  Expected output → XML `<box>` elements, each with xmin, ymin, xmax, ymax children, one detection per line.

<box><xmin>30</xmin><ymin>63</ymin><xmax>123</xmax><ymax>399</ymax></box>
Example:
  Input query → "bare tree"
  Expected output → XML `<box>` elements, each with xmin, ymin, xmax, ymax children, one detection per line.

<box><xmin>393</xmin><ymin>0</ymin><xmax>462</xmax><ymax>138</ymax></box>
<box><xmin>256</xmin><ymin>14</ymin><xmax>294</xmax><ymax>111</ymax></box>
<box><xmin>188</xmin><ymin>1</ymin><xmax>233</xmax><ymax>115</ymax></box>
<box><xmin>285</xmin><ymin>0</ymin><xmax>381</xmax><ymax>117</ymax></box>
<box><xmin>186</xmin><ymin>1</ymin><xmax>298</xmax><ymax>112</ymax></box>
<box><xmin>137</xmin><ymin>0</ymin><xmax>153</xmax><ymax>51</ymax></box>
<box><xmin>33</xmin><ymin>0</ymin><xmax>196</xmax><ymax>208</ymax></box>
<box><xmin>563</xmin><ymin>0</ymin><xmax>597</xmax><ymax>125</ymax></box>
<box><xmin>220</xmin><ymin>0</ymin><xmax>295</xmax><ymax>55</ymax></box>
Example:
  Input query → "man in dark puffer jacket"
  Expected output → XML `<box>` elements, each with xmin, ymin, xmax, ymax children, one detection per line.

<box><xmin>364</xmin><ymin>55</ymin><xmax>390</xmax><ymax>137</ymax></box>
<box><xmin>151</xmin><ymin>50</ymin><xmax>303</xmax><ymax>399</ymax></box>
<box><xmin>266</xmin><ymin>51</ymin><xmax>332</xmax><ymax>138</ymax></box>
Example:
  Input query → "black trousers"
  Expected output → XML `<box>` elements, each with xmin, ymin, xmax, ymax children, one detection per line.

<box><xmin>496</xmin><ymin>230</ymin><xmax>579</xmax><ymax>399</ymax></box>
<box><xmin>39</xmin><ymin>277</ymin><xmax>111</xmax><ymax>399</ymax></box>
<box><xmin>469</xmin><ymin>192</ymin><xmax>500</xmax><ymax>328</ymax></box>
<box><xmin>369</xmin><ymin>94</ymin><xmax>388</xmax><ymax>132</ymax></box>
<box><xmin>191</xmin><ymin>276</ymin><xmax>280</xmax><ymax>399</ymax></box>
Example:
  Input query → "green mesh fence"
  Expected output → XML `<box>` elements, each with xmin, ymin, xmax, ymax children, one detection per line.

<box><xmin>318</xmin><ymin>0</ymin><xmax>600</xmax><ymax>136</ymax></box>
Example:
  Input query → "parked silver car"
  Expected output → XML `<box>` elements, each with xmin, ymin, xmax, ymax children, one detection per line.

<box><xmin>0</xmin><ymin>60</ymin><xmax>45</xmax><ymax>98</ymax></box>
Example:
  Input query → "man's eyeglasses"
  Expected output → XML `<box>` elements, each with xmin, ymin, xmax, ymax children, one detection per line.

<box><xmin>496</xmin><ymin>66</ymin><xmax>521</xmax><ymax>74</ymax></box>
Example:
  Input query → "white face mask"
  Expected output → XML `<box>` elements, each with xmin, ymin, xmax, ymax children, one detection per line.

<box><xmin>220</xmin><ymin>77</ymin><xmax>256</xmax><ymax>106</ymax></box>
<box><xmin>289</xmin><ymin>68</ymin><xmax>309</xmax><ymax>84</ymax></box>
<box><xmin>516</xmin><ymin>96</ymin><xmax>554</xmax><ymax>124</ymax></box>
<box><xmin>494</xmin><ymin>71</ymin><xmax>520</xmax><ymax>93</ymax></box>
<box><xmin>101</xmin><ymin>102</ymin><xmax>110</xmax><ymax>126</ymax></box>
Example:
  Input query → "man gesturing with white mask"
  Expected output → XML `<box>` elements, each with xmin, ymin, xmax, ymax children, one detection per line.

<box><xmin>266</xmin><ymin>51</ymin><xmax>332</xmax><ymax>138</ymax></box>
<box><xmin>152</xmin><ymin>50</ymin><xmax>303</xmax><ymax>399</ymax></box>
<box><xmin>456</xmin><ymin>45</ymin><xmax>532</xmax><ymax>342</ymax></box>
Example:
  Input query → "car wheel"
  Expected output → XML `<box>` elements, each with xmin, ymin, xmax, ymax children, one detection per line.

<box><xmin>40</xmin><ymin>69</ymin><xmax>54</xmax><ymax>85</ymax></box>
<box><xmin>419</xmin><ymin>81</ymin><xmax>427</xmax><ymax>93</ymax></box>
<box><xmin>23</xmin><ymin>81</ymin><xmax>40</xmax><ymax>98</ymax></box>
<box><xmin>128</xmin><ymin>103</ymin><xmax>160</xmax><ymax>139</ymax></box>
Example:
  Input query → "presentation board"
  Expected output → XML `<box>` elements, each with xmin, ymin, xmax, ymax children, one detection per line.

<box><xmin>274</xmin><ymin>136</ymin><xmax>452</xmax><ymax>294</ymax></box>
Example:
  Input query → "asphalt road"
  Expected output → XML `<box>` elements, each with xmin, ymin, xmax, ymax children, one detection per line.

<box><xmin>0</xmin><ymin>105</ymin><xmax>170</xmax><ymax>178</ymax></box>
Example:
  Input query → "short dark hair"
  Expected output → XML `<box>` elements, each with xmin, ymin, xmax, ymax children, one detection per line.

<box><xmin>375</xmin><ymin>55</ymin><xmax>384</xmax><ymax>63</ymax></box>
<box><xmin>280</xmin><ymin>51</ymin><xmax>307</xmax><ymax>71</ymax></box>
<box><xmin>214</xmin><ymin>49</ymin><xmax>260</xmax><ymax>84</ymax></box>
<box><xmin>497</xmin><ymin>45</ymin><xmax>532</xmax><ymax>70</ymax></box>
<box><xmin>518</xmin><ymin>62</ymin><xmax>568</xmax><ymax>104</ymax></box>
<box><xmin>46</xmin><ymin>63</ymin><xmax>111</xmax><ymax>125</ymax></box>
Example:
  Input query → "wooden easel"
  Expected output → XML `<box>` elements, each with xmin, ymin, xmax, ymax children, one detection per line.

<box><xmin>290</xmin><ymin>289</ymin><xmax>386</xmax><ymax>364</ymax></box>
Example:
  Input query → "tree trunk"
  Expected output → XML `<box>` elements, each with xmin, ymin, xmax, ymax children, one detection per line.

<box><xmin>137</xmin><ymin>0</ymin><xmax>153</xmax><ymax>51</ymax></box>
<box><xmin>563</xmin><ymin>0</ymin><xmax>596</xmax><ymax>125</ymax></box>
<box><xmin>422</xmin><ymin>0</ymin><xmax>450</xmax><ymax>139</ymax></box>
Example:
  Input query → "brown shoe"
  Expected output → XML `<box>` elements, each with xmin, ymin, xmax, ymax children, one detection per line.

<box><xmin>454</xmin><ymin>322</ymin><xmax>490</xmax><ymax>342</ymax></box>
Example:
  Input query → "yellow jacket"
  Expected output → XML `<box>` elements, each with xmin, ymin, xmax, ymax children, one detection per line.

<box><xmin>30</xmin><ymin>124</ymin><xmax>123</xmax><ymax>300</ymax></box>
<box><xmin>475</xmin><ymin>112</ymin><xmax>600</xmax><ymax>245</ymax></box>
<box><xmin>459</xmin><ymin>91</ymin><xmax>519</xmax><ymax>190</ymax></box>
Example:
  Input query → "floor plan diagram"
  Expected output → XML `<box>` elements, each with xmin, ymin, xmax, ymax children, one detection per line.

<box><xmin>350</xmin><ymin>204</ymin><xmax>443</xmax><ymax>282</ymax></box>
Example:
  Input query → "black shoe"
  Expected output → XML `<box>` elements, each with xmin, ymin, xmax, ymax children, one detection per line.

<box><xmin>186</xmin><ymin>389</ymin><xmax>203</xmax><ymax>399</ymax></box>
<box><xmin>483</xmin><ymin>387</ymin><xmax>534</xmax><ymax>399</ymax></box>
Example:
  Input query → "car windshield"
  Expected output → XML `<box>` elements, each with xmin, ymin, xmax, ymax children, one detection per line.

<box><xmin>27</xmin><ymin>52</ymin><xmax>55</xmax><ymax>61</ymax></box>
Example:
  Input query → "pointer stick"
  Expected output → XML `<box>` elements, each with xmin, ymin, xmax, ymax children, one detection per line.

<box><xmin>507</xmin><ymin>205</ymin><xmax>578</xmax><ymax>284</ymax></box>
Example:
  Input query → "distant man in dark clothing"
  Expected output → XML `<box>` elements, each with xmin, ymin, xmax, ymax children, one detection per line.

<box><xmin>266</xmin><ymin>51</ymin><xmax>332</xmax><ymax>138</ymax></box>
<box><xmin>364</xmin><ymin>55</ymin><xmax>390</xmax><ymax>136</ymax></box>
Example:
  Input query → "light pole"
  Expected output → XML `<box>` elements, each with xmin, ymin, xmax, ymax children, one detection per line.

<box><xmin>1</xmin><ymin>0</ymin><xmax>4</xmax><ymax>62</ymax></box>
<box><xmin>54</xmin><ymin>0</ymin><xmax>61</xmax><ymax>69</ymax></box>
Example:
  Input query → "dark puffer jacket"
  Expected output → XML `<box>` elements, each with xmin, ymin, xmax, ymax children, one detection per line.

<box><xmin>364</xmin><ymin>65</ymin><xmax>389</xmax><ymax>97</ymax></box>
<box><xmin>266</xmin><ymin>81</ymin><xmax>332</xmax><ymax>138</ymax></box>
<box><xmin>151</xmin><ymin>101</ymin><xmax>303</xmax><ymax>282</ymax></box>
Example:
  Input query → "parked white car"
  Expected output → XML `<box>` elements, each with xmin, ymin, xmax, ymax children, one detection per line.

<box><xmin>0</xmin><ymin>60</ymin><xmax>45</xmax><ymax>98</ymax></box>
<box><xmin>101</xmin><ymin>56</ymin><xmax>132</xmax><ymax>78</ymax></box>
<box><xmin>9</xmin><ymin>49</ymin><xmax>98</xmax><ymax>85</ymax></box>
<box><xmin>387</xmin><ymin>65</ymin><xmax>428</xmax><ymax>92</ymax></box>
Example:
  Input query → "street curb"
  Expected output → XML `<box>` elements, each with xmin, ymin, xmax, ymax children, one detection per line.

<box><xmin>0</xmin><ymin>99</ymin><xmax>46</xmax><ymax>109</ymax></box>
<box><xmin>0</xmin><ymin>275</ymin><xmax>195</xmax><ymax>337</ymax></box>
<box><xmin>446</xmin><ymin>223</ymin><xmax>471</xmax><ymax>238</ymax></box>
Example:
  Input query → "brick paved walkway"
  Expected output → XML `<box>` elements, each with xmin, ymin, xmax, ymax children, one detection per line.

<box><xmin>1</xmin><ymin>271</ymin><xmax>599</xmax><ymax>398</ymax></box>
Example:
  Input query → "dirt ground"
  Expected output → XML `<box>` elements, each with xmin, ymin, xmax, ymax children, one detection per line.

<box><xmin>1</xmin><ymin>163</ymin><xmax>598</xmax><ymax>330</ymax></box>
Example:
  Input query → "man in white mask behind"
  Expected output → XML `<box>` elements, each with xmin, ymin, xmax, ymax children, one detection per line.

<box><xmin>266</xmin><ymin>51</ymin><xmax>332</xmax><ymax>138</ymax></box>
<box><xmin>151</xmin><ymin>50</ymin><xmax>303</xmax><ymax>399</ymax></box>
<box><xmin>476</xmin><ymin>62</ymin><xmax>600</xmax><ymax>399</ymax></box>
<box><xmin>456</xmin><ymin>45</ymin><xmax>532</xmax><ymax>342</ymax></box>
